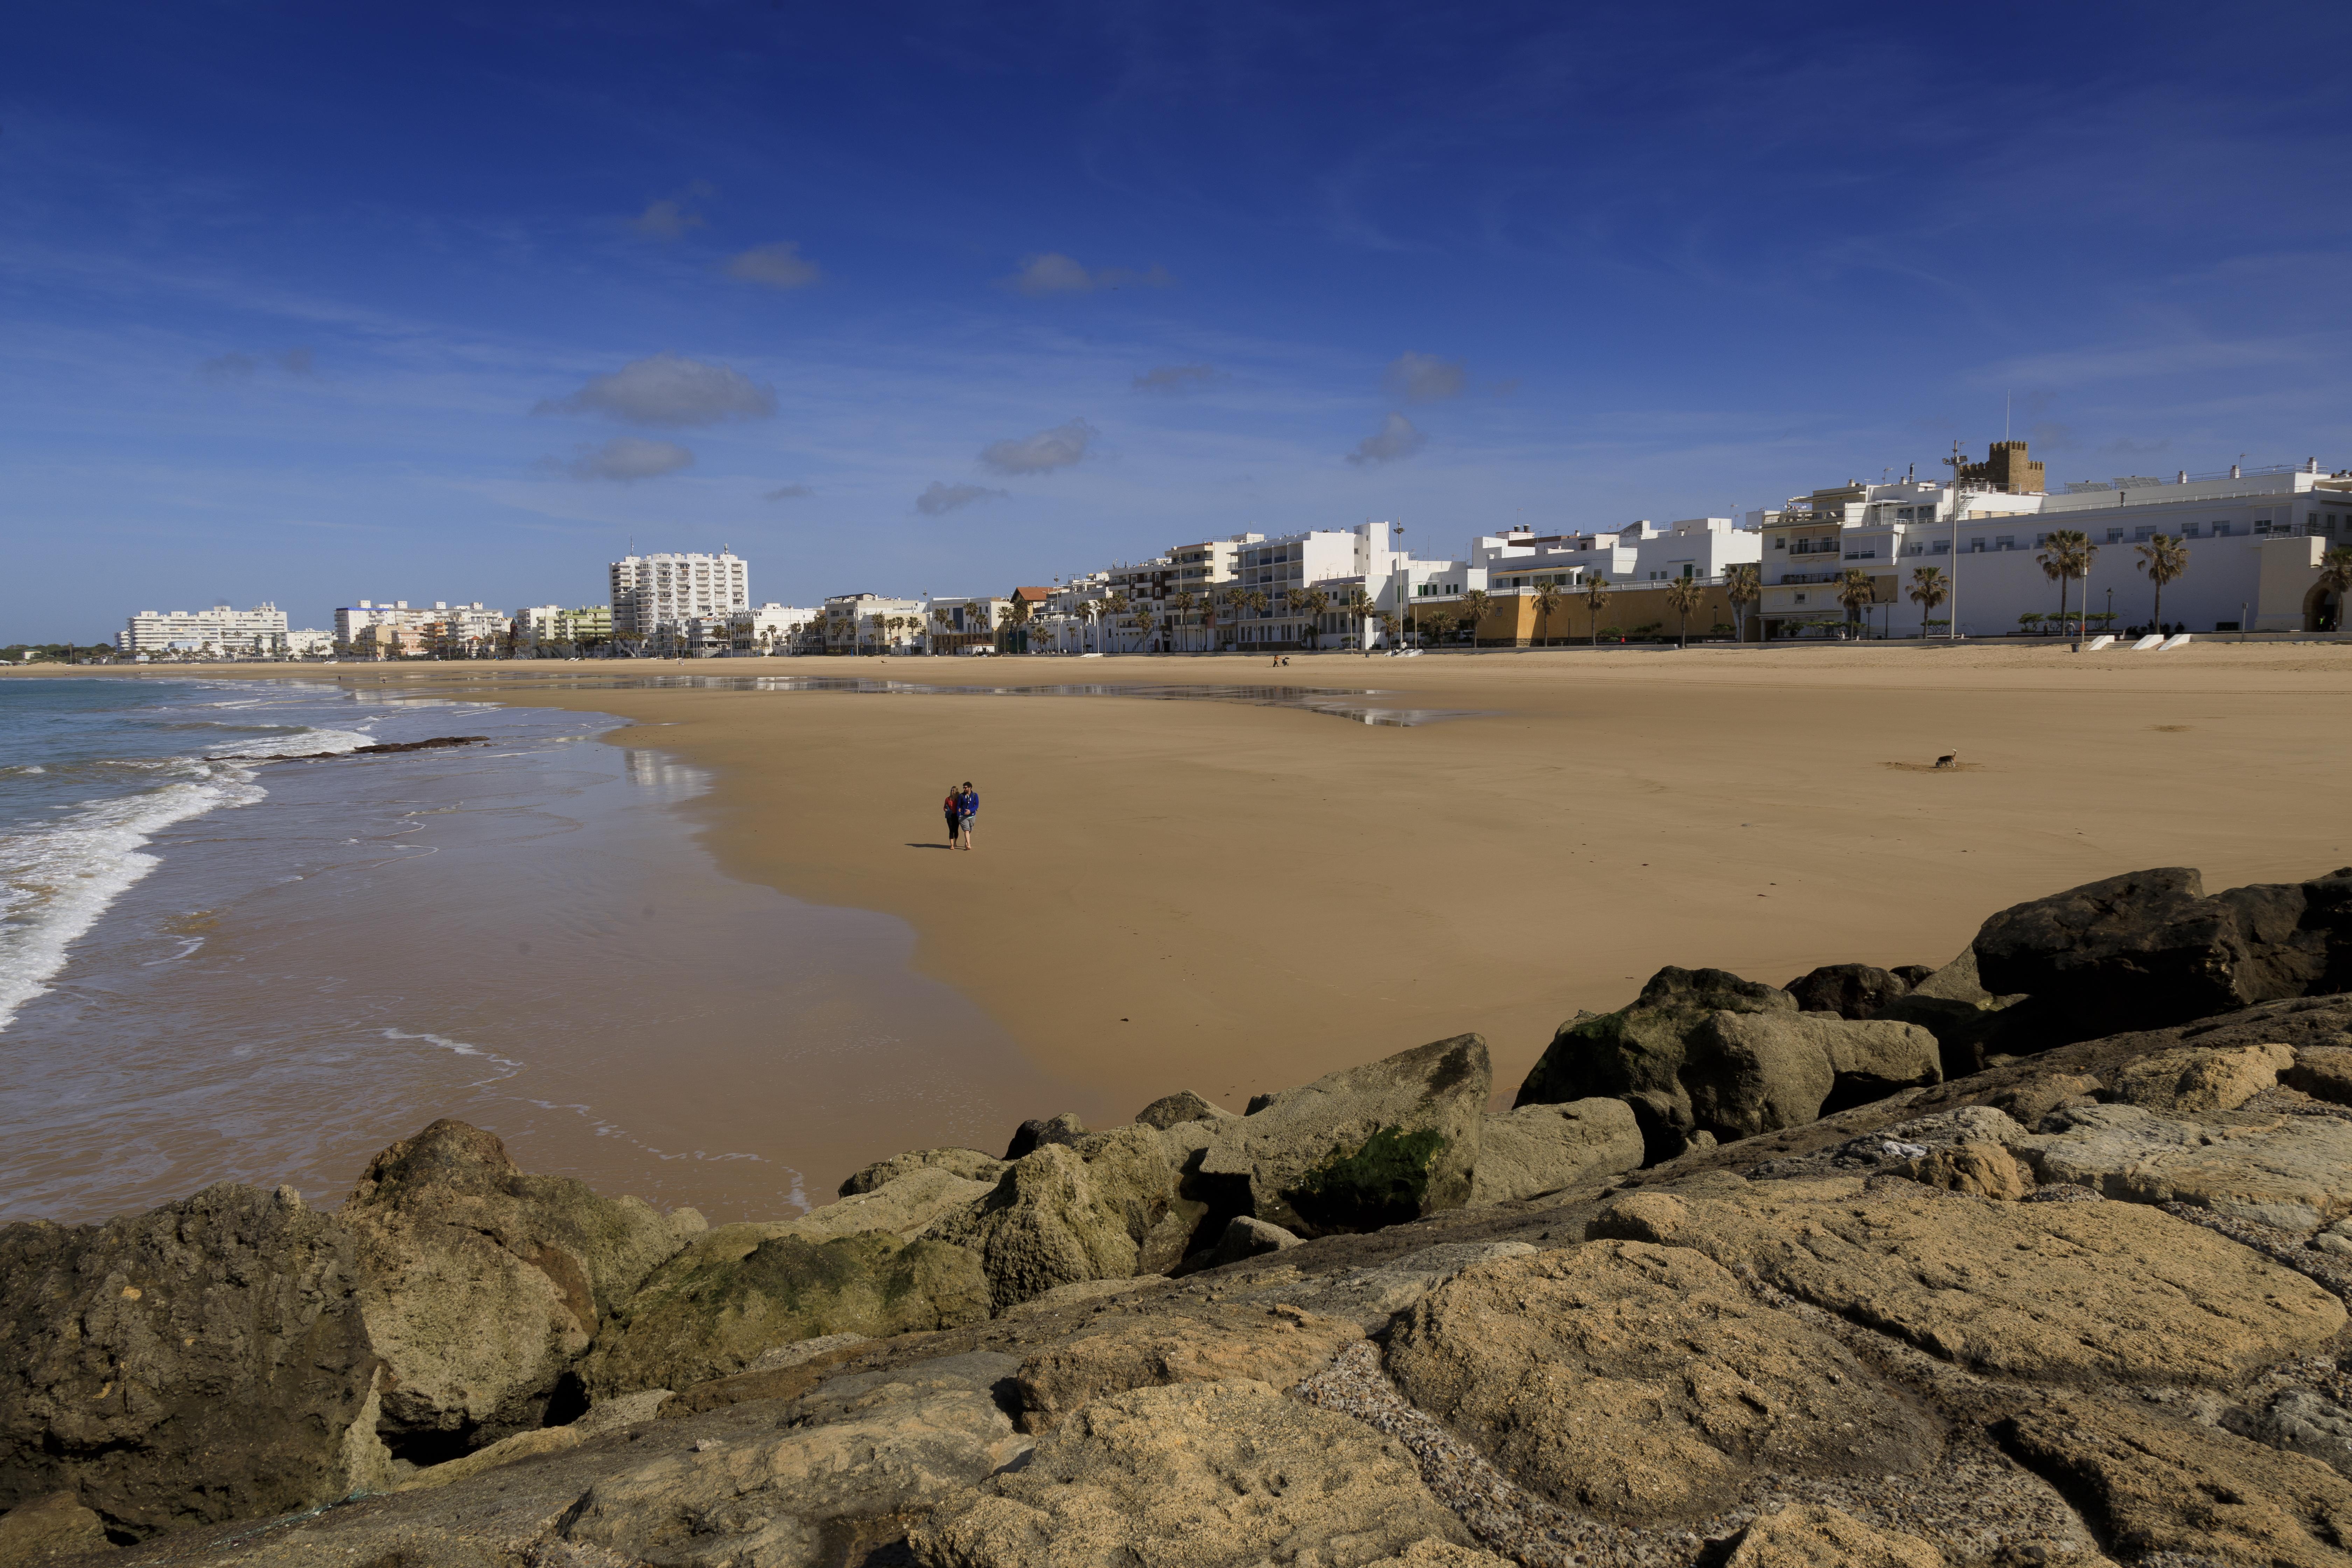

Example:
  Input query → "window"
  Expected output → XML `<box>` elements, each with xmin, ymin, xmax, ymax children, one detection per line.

<box><xmin>1995</xmin><ymin>536</ymin><xmax>2015</xmax><ymax>551</ymax></box>
<box><xmin>1930</xmin><ymin>540</ymin><xmax>1951</xmax><ymax>555</ymax></box>
<box><xmin>1968</xmin><ymin>538</ymin><xmax>1986</xmax><ymax>553</ymax></box>
<box><xmin>2214</xmin><ymin>522</ymin><xmax>2233</xmax><ymax>537</ymax></box>
<box><xmin>1793</xmin><ymin>593</ymin><xmax>1808</xmax><ymax>604</ymax></box>
<box><xmin>2106</xmin><ymin>529</ymin><xmax>2124</xmax><ymax>544</ymax></box>
<box><xmin>2034</xmin><ymin>533</ymin><xmax>2050</xmax><ymax>547</ymax></box>
<box><xmin>2133</xmin><ymin>526</ymin><xmax>2154</xmax><ymax>541</ymax></box>
<box><xmin>1773</xmin><ymin>537</ymin><xmax>1785</xmax><ymax>550</ymax></box>
<box><xmin>2184</xmin><ymin>524</ymin><xmax>2202</xmax><ymax>538</ymax></box>
<box><xmin>2255</xmin><ymin>520</ymin><xmax>2273</xmax><ymax>536</ymax></box>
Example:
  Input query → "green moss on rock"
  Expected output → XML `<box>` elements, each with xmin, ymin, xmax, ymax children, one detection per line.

<box><xmin>1286</xmin><ymin>1126</ymin><xmax>1449</xmax><ymax>1233</ymax></box>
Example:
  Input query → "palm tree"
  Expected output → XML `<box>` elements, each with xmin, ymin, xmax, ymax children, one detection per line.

<box><xmin>1663</xmin><ymin>575</ymin><xmax>1705</xmax><ymax>650</ymax></box>
<box><xmin>1530</xmin><ymin>581</ymin><xmax>1563</xmax><ymax>647</ymax></box>
<box><xmin>1132</xmin><ymin>605</ymin><xmax>1158</xmax><ymax>652</ymax></box>
<box><xmin>1835</xmin><ymin>568</ymin><xmax>1877</xmax><ymax>640</ymax></box>
<box><xmin>2317</xmin><ymin>547</ymin><xmax>2352</xmax><ymax>634</ymax></box>
<box><xmin>1346</xmin><ymin>586</ymin><xmax>1376</xmax><ymax>651</ymax></box>
<box><xmin>2050</xmin><ymin>528</ymin><xmax>2095</xmax><ymax>643</ymax></box>
<box><xmin>1583</xmin><ymin>572</ymin><xmax>1609</xmax><ymax>647</ymax></box>
<box><xmin>1907</xmin><ymin>566</ymin><xmax>1948</xmax><ymax>640</ymax></box>
<box><xmin>1171</xmin><ymin>590</ymin><xmax>1197</xmax><ymax>653</ymax></box>
<box><xmin>2136</xmin><ymin>535</ymin><xmax>2189</xmax><ymax>632</ymax></box>
<box><xmin>1458</xmin><ymin>588</ymin><xmax>1493</xmax><ymax>650</ymax></box>
<box><xmin>931</xmin><ymin>606</ymin><xmax>954</xmax><ymax>654</ymax></box>
<box><xmin>1244</xmin><ymin>589</ymin><xmax>1269</xmax><ymax>652</ymax></box>
<box><xmin>1219</xmin><ymin>586</ymin><xmax>1246</xmax><ymax>652</ymax></box>
<box><xmin>1419</xmin><ymin>606</ymin><xmax>1456</xmax><ymax>647</ymax></box>
<box><xmin>1723</xmin><ymin>563</ymin><xmax>1760</xmax><ymax>643</ymax></box>
<box><xmin>1292</xmin><ymin>586</ymin><xmax>1330</xmax><ymax>650</ymax></box>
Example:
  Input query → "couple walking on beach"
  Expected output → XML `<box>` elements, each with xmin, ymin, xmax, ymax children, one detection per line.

<box><xmin>941</xmin><ymin>781</ymin><xmax>979</xmax><ymax>850</ymax></box>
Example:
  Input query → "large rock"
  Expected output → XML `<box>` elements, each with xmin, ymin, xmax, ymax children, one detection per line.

<box><xmin>1783</xmin><ymin>962</ymin><xmax>1912</xmax><ymax>1020</ymax></box>
<box><xmin>0</xmin><ymin>1494</ymin><xmax>112</xmax><ymax>1566</ymax></box>
<box><xmin>1009</xmin><ymin>1300</ymin><xmax>1361</xmax><ymax>1432</ymax></box>
<box><xmin>1680</xmin><ymin>1011</ymin><xmax>1942</xmax><ymax>1140</ymax></box>
<box><xmin>1878</xmin><ymin>947</ymin><xmax>2031</xmax><ymax>1079</ymax></box>
<box><xmin>556</xmin><ymin>1352</ymin><xmax>1032</xmax><ymax>1567</ymax></box>
<box><xmin>1718</xmin><ymin>1504</ymin><xmax>1944</xmax><ymax>1568</ymax></box>
<box><xmin>0</xmin><ymin>1183</ymin><xmax>378</xmax><ymax>1540</ymax></box>
<box><xmin>339</xmin><ymin>1119</ymin><xmax>702</xmax><ymax>1453</ymax></box>
<box><xmin>2106</xmin><ymin>1042</ymin><xmax>2293</xmax><ymax>1113</ymax></box>
<box><xmin>1003</xmin><ymin>1112</ymin><xmax>1089</xmax><ymax>1160</ymax></box>
<box><xmin>840</xmin><ymin>1146</ymin><xmax>1007</xmax><ymax>1197</ymax></box>
<box><xmin>1175</xmin><ymin>1034</ymin><xmax>1490</xmax><ymax>1240</ymax></box>
<box><xmin>1241</xmin><ymin>1240</ymin><xmax>1538</xmax><ymax>1331</ymax></box>
<box><xmin>1515</xmin><ymin>968</ymin><xmax>1794</xmax><ymax>1160</ymax></box>
<box><xmin>578</xmin><ymin>1229</ymin><xmax>989</xmax><ymax>1398</ymax></box>
<box><xmin>2002</xmin><ymin>1390</ymin><xmax>2352</xmax><ymax>1567</ymax></box>
<box><xmin>2013</xmin><ymin>1101</ymin><xmax>2352</xmax><ymax>1231</ymax></box>
<box><xmin>1134</xmin><ymin>1090</ymin><xmax>1235</xmax><ymax>1130</ymax></box>
<box><xmin>1590</xmin><ymin>1175</ymin><xmax>2346</xmax><ymax>1384</ymax></box>
<box><xmin>909</xmin><ymin>1380</ymin><xmax>1483</xmax><ymax>1567</ymax></box>
<box><xmin>1468</xmin><ymin>1098</ymin><xmax>1643</xmax><ymax>1205</ymax></box>
<box><xmin>1973</xmin><ymin>864</ymin><xmax>2352</xmax><ymax>1040</ymax></box>
<box><xmin>1386</xmin><ymin>1240</ymin><xmax>1940</xmax><ymax>1526</ymax></box>
<box><xmin>927</xmin><ymin>1127</ymin><xmax>1183</xmax><ymax>1310</ymax></box>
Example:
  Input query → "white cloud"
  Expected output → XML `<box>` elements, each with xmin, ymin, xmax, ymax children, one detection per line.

<box><xmin>979</xmin><ymin>419</ymin><xmax>1097</xmax><ymax>475</ymax></box>
<box><xmin>916</xmin><ymin>481</ymin><xmax>1009</xmax><ymax>515</ymax></box>
<box><xmin>1345</xmin><ymin>412</ymin><xmax>1425</xmax><ymax>467</ymax></box>
<box><xmin>1133</xmin><ymin>363</ymin><xmax>1219</xmax><ymax>393</ymax></box>
<box><xmin>631</xmin><ymin>181</ymin><xmax>714</xmax><ymax>239</ymax></box>
<box><xmin>1000</xmin><ymin>253</ymin><xmax>1173</xmax><ymax>296</ymax></box>
<box><xmin>1384</xmin><ymin>351</ymin><xmax>1466</xmax><ymax>404</ymax></box>
<box><xmin>543</xmin><ymin>437</ymin><xmax>695</xmax><ymax>482</ymax></box>
<box><xmin>534</xmin><ymin>352</ymin><xmax>776</xmax><ymax>426</ymax></box>
<box><xmin>764</xmin><ymin>484</ymin><xmax>814</xmax><ymax>500</ymax></box>
<box><xmin>726</xmin><ymin>241</ymin><xmax>822</xmax><ymax>290</ymax></box>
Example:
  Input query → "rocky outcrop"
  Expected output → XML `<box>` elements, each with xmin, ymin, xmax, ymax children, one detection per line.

<box><xmin>558</xmin><ymin>1351</ymin><xmax>1032</xmax><ymax>1566</ymax></box>
<box><xmin>1589</xmin><ymin>1176</ymin><xmax>2346</xmax><ymax>1384</ymax></box>
<box><xmin>579</xmin><ymin>1230</ymin><xmax>989</xmax><ymax>1398</ymax></box>
<box><xmin>1387</xmin><ymin>1240</ymin><xmax>1940</xmax><ymax>1525</ymax></box>
<box><xmin>1974</xmin><ymin>864</ymin><xmax>2352</xmax><ymax>1039</ymax></box>
<box><xmin>2105</xmin><ymin>1041</ymin><xmax>2294</xmax><ymax>1113</ymax></box>
<box><xmin>1003</xmin><ymin>1112</ymin><xmax>1088</xmax><ymax>1159</ymax></box>
<box><xmin>840</xmin><ymin>1145</ymin><xmax>1007</xmax><ymax>1196</ymax></box>
<box><xmin>338</xmin><ymin>1118</ymin><xmax>701</xmax><ymax>1454</ymax></box>
<box><xmin>1783</xmin><ymin>961</ymin><xmax>1913</xmax><ymax>1020</ymax></box>
<box><xmin>1134</xmin><ymin>1089</ymin><xmax>1235</xmax><ymax>1130</ymax></box>
<box><xmin>1199</xmin><ymin>1214</ymin><xmax>1301</xmax><ymax>1268</ymax></box>
<box><xmin>1680</xmin><ymin>1010</ymin><xmax>1942</xmax><ymax>1139</ymax></box>
<box><xmin>0</xmin><ymin>1494</ymin><xmax>110</xmax><ymax>1566</ymax></box>
<box><xmin>0</xmin><ymin>1182</ymin><xmax>377</xmax><ymax>1539</ymax></box>
<box><xmin>1172</xmin><ymin>1034</ymin><xmax>1490</xmax><ymax>1239</ymax></box>
<box><xmin>909</xmin><ymin>1380</ymin><xmax>1485</xmax><ymax>1567</ymax></box>
<box><xmin>1516</xmin><ymin>968</ymin><xmax>1792</xmax><ymax>1159</ymax></box>
<box><xmin>1468</xmin><ymin>1098</ymin><xmax>1642</xmax><ymax>1205</ymax></box>
<box><xmin>1717</xmin><ymin>1504</ymin><xmax>1944</xmax><ymax>1568</ymax></box>
<box><xmin>2013</xmin><ymin>1101</ymin><xmax>2352</xmax><ymax>1231</ymax></box>
<box><xmin>1008</xmin><ymin>1300</ymin><xmax>1360</xmax><ymax>1432</ymax></box>
<box><xmin>929</xmin><ymin>1127</ymin><xmax>1184</xmax><ymax>1309</ymax></box>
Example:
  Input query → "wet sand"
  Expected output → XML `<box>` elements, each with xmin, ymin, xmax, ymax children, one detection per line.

<box><xmin>28</xmin><ymin>642</ymin><xmax>2351</xmax><ymax>1127</ymax></box>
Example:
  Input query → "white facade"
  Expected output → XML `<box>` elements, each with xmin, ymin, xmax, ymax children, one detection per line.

<box><xmin>720</xmin><ymin>603</ymin><xmax>821</xmax><ymax>655</ymax></box>
<box><xmin>286</xmin><ymin>629</ymin><xmax>334</xmax><ymax>658</ymax></box>
<box><xmin>119</xmin><ymin>604</ymin><xmax>289</xmax><ymax>656</ymax></box>
<box><xmin>610</xmin><ymin>552</ymin><xmax>750</xmax><ymax>640</ymax></box>
<box><xmin>820</xmin><ymin>593</ymin><xmax>924</xmax><ymax>654</ymax></box>
<box><xmin>1476</xmin><ymin>517</ymin><xmax>1761</xmax><ymax>590</ymax></box>
<box><xmin>1753</xmin><ymin>463</ymin><xmax>2352</xmax><ymax>638</ymax></box>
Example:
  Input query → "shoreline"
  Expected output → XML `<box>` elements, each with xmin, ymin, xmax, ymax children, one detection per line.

<box><xmin>18</xmin><ymin>645</ymin><xmax>2352</xmax><ymax>1122</ymax></box>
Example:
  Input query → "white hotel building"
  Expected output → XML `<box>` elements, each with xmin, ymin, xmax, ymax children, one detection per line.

<box><xmin>119</xmin><ymin>604</ymin><xmax>290</xmax><ymax>657</ymax></box>
<box><xmin>609</xmin><ymin>552</ymin><xmax>750</xmax><ymax>646</ymax></box>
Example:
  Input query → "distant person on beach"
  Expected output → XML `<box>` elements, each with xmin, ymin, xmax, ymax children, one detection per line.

<box><xmin>957</xmin><ymin>782</ymin><xmax>978</xmax><ymax>850</ymax></box>
<box><xmin>943</xmin><ymin>785</ymin><xmax>965</xmax><ymax>849</ymax></box>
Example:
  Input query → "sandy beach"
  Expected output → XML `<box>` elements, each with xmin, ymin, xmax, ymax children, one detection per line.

<box><xmin>23</xmin><ymin>642</ymin><xmax>2349</xmax><ymax>1132</ymax></box>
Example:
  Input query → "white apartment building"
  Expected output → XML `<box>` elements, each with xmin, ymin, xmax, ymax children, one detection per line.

<box><xmin>715</xmin><ymin>603</ymin><xmax>821</xmax><ymax>655</ymax></box>
<box><xmin>819</xmin><ymin>593</ymin><xmax>924</xmax><ymax>655</ymax></box>
<box><xmin>1475</xmin><ymin>517</ymin><xmax>1761</xmax><ymax>590</ymax></box>
<box><xmin>1751</xmin><ymin>451</ymin><xmax>2352</xmax><ymax>638</ymax></box>
<box><xmin>119</xmin><ymin>604</ymin><xmax>290</xmax><ymax>657</ymax></box>
<box><xmin>334</xmin><ymin>598</ymin><xmax>502</xmax><ymax>655</ymax></box>
<box><xmin>1227</xmin><ymin>523</ymin><xmax>1405</xmax><ymax>649</ymax></box>
<box><xmin>286</xmin><ymin>629</ymin><xmax>334</xmax><ymax>658</ymax></box>
<box><xmin>924</xmin><ymin>595</ymin><xmax>1012</xmax><ymax>654</ymax></box>
<box><xmin>609</xmin><ymin>552</ymin><xmax>750</xmax><ymax>642</ymax></box>
<box><xmin>513</xmin><ymin>605</ymin><xmax>565</xmax><ymax>644</ymax></box>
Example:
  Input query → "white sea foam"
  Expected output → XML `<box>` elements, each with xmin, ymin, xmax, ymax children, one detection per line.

<box><xmin>205</xmin><ymin>726</ymin><xmax>378</xmax><ymax>758</ymax></box>
<box><xmin>0</xmin><ymin>766</ymin><xmax>265</xmax><ymax>1031</ymax></box>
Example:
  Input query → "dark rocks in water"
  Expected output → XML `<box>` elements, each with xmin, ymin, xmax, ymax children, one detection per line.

<box><xmin>219</xmin><ymin>735</ymin><xmax>489</xmax><ymax>762</ymax></box>
<box><xmin>0</xmin><ymin>1182</ymin><xmax>378</xmax><ymax>1540</ymax></box>
<box><xmin>1784</xmin><ymin>961</ymin><xmax>1912</xmax><ymax>1020</ymax></box>
<box><xmin>1003</xmin><ymin>1112</ymin><xmax>1090</xmax><ymax>1160</ymax></box>
<box><xmin>1974</xmin><ymin>865</ymin><xmax>2352</xmax><ymax>1040</ymax></box>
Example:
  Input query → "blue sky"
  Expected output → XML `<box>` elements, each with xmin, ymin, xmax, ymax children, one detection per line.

<box><xmin>6</xmin><ymin>1</ymin><xmax>2351</xmax><ymax>638</ymax></box>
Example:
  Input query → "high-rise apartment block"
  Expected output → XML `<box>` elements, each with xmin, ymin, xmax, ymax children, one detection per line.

<box><xmin>609</xmin><ymin>552</ymin><xmax>749</xmax><ymax>640</ymax></box>
<box><xmin>118</xmin><ymin>604</ymin><xmax>290</xmax><ymax>656</ymax></box>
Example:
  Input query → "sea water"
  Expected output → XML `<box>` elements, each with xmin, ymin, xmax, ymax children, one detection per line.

<box><xmin>0</xmin><ymin>679</ymin><xmax>1080</xmax><ymax>1224</ymax></box>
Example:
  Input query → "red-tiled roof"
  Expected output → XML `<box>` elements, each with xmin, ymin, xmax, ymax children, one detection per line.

<box><xmin>1012</xmin><ymin>585</ymin><xmax>1051</xmax><ymax>602</ymax></box>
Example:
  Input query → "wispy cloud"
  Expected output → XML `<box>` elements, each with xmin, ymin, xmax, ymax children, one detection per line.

<box><xmin>999</xmin><ymin>253</ymin><xmax>1173</xmax><ymax>296</ymax></box>
<box><xmin>764</xmin><ymin>483</ymin><xmax>814</xmax><ymax>500</ymax></box>
<box><xmin>1384</xmin><ymin>351</ymin><xmax>1466</xmax><ymax>403</ymax></box>
<box><xmin>726</xmin><ymin>241</ymin><xmax>822</xmax><ymax>290</ymax></box>
<box><xmin>541</xmin><ymin>436</ymin><xmax>695</xmax><ymax>482</ymax></box>
<box><xmin>1133</xmin><ymin>363</ymin><xmax>1220</xmax><ymax>394</ymax></box>
<box><xmin>1344</xmin><ymin>412</ymin><xmax>1424</xmax><ymax>467</ymax></box>
<box><xmin>916</xmin><ymin>481</ymin><xmax>1009</xmax><ymax>515</ymax></box>
<box><xmin>533</xmin><ymin>352</ymin><xmax>775</xmax><ymax>426</ymax></box>
<box><xmin>630</xmin><ymin>181</ymin><xmax>714</xmax><ymax>239</ymax></box>
<box><xmin>979</xmin><ymin>419</ymin><xmax>1097</xmax><ymax>475</ymax></box>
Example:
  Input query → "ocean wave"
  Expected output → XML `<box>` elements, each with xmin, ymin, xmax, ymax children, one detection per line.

<box><xmin>0</xmin><ymin>768</ymin><xmax>265</xmax><ymax>1031</ymax></box>
<box><xmin>204</xmin><ymin>726</ymin><xmax>378</xmax><ymax>758</ymax></box>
